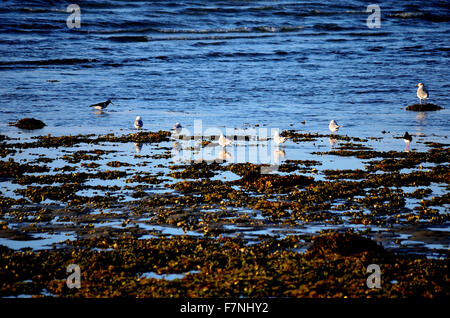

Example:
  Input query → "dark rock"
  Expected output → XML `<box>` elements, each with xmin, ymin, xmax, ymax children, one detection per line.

<box><xmin>308</xmin><ymin>232</ymin><xmax>387</xmax><ymax>257</ymax></box>
<box><xmin>405</xmin><ymin>103</ymin><xmax>443</xmax><ymax>111</ymax></box>
<box><xmin>11</xmin><ymin>118</ymin><xmax>46</xmax><ymax>130</ymax></box>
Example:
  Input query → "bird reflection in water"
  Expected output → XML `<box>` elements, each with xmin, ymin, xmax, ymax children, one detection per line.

<box><xmin>134</xmin><ymin>143</ymin><xmax>143</xmax><ymax>153</ymax></box>
<box><xmin>217</xmin><ymin>149</ymin><xmax>232</xmax><ymax>162</ymax></box>
<box><xmin>93</xmin><ymin>109</ymin><xmax>107</xmax><ymax>116</ymax></box>
<box><xmin>416</xmin><ymin>112</ymin><xmax>427</xmax><ymax>122</ymax></box>
<box><xmin>171</xmin><ymin>141</ymin><xmax>182</xmax><ymax>162</ymax></box>
<box><xmin>329</xmin><ymin>137</ymin><xmax>338</xmax><ymax>148</ymax></box>
<box><xmin>274</xmin><ymin>147</ymin><xmax>286</xmax><ymax>164</ymax></box>
<box><xmin>173</xmin><ymin>141</ymin><xmax>181</xmax><ymax>152</ymax></box>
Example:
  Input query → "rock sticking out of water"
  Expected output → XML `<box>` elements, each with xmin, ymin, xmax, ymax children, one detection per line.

<box><xmin>10</xmin><ymin>118</ymin><xmax>46</xmax><ymax>130</ymax></box>
<box><xmin>405</xmin><ymin>103</ymin><xmax>443</xmax><ymax>111</ymax></box>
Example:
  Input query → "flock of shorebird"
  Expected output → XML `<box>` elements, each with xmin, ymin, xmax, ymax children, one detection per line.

<box><xmin>89</xmin><ymin>83</ymin><xmax>429</xmax><ymax>152</ymax></box>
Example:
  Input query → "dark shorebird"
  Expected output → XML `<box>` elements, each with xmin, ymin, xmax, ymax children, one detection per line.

<box><xmin>416</xmin><ymin>83</ymin><xmax>429</xmax><ymax>104</ymax></box>
<box><xmin>403</xmin><ymin>131</ymin><xmax>412</xmax><ymax>152</ymax></box>
<box><xmin>90</xmin><ymin>99</ymin><xmax>113</xmax><ymax>110</ymax></box>
<box><xmin>134</xmin><ymin>116</ymin><xmax>143</xmax><ymax>129</ymax></box>
<box><xmin>403</xmin><ymin>131</ymin><xmax>412</xmax><ymax>143</ymax></box>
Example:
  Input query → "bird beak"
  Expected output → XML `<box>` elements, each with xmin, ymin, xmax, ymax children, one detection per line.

<box><xmin>415</xmin><ymin>84</ymin><xmax>419</xmax><ymax>87</ymax></box>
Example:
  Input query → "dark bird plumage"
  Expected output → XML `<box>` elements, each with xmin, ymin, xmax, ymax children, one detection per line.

<box><xmin>90</xmin><ymin>99</ymin><xmax>113</xmax><ymax>110</ymax></box>
<box><xmin>403</xmin><ymin>132</ymin><xmax>412</xmax><ymax>143</ymax></box>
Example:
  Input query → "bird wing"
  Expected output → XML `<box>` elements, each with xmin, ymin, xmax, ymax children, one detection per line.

<box><xmin>90</xmin><ymin>101</ymin><xmax>104</xmax><ymax>107</ymax></box>
<box><xmin>418</xmin><ymin>87</ymin><xmax>429</xmax><ymax>99</ymax></box>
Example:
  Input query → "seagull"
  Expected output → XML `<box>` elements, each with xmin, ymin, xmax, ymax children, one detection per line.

<box><xmin>273</xmin><ymin>130</ymin><xmax>287</xmax><ymax>146</ymax></box>
<box><xmin>416</xmin><ymin>83</ymin><xmax>429</xmax><ymax>104</ymax></box>
<box><xmin>218</xmin><ymin>133</ymin><xmax>232</xmax><ymax>147</ymax></box>
<box><xmin>134</xmin><ymin>116</ymin><xmax>143</xmax><ymax>129</ymax></box>
<box><xmin>329</xmin><ymin>120</ymin><xmax>342</xmax><ymax>134</ymax></box>
<box><xmin>172</xmin><ymin>122</ymin><xmax>182</xmax><ymax>134</ymax></box>
<box><xmin>90</xmin><ymin>99</ymin><xmax>113</xmax><ymax>110</ymax></box>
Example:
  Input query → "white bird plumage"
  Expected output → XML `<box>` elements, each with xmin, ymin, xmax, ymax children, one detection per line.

<box><xmin>416</xmin><ymin>83</ymin><xmax>429</xmax><ymax>104</ymax></box>
<box><xmin>329</xmin><ymin>120</ymin><xmax>342</xmax><ymax>134</ymax></box>
<box><xmin>172</xmin><ymin>122</ymin><xmax>182</xmax><ymax>134</ymax></box>
<box><xmin>134</xmin><ymin>116</ymin><xmax>143</xmax><ymax>129</ymax></box>
<box><xmin>218</xmin><ymin>133</ymin><xmax>232</xmax><ymax>147</ymax></box>
<box><xmin>273</xmin><ymin>131</ymin><xmax>287</xmax><ymax>145</ymax></box>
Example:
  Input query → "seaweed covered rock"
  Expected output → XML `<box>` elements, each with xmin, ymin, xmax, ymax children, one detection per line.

<box><xmin>405</xmin><ymin>103</ymin><xmax>443</xmax><ymax>111</ymax></box>
<box><xmin>169</xmin><ymin>162</ymin><xmax>220</xmax><ymax>179</ymax></box>
<box><xmin>238</xmin><ymin>174</ymin><xmax>314</xmax><ymax>193</ymax></box>
<box><xmin>0</xmin><ymin>159</ymin><xmax>49</xmax><ymax>179</ymax></box>
<box><xmin>98</xmin><ymin>131</ymin><xmax>171</xmax><ymax>143</ymax></box>
<box><xmin>307</xmin><ymin>232</ymin><xmax>387</xmax><ymax>257</ymax></box>
<box><xmin>10</xmin><ymin>118</ymin><xmax>46</xmax><ymax>130</ymax></box>
<box><xmin>228</xmin><ymin>163</ymin><xmax>314</xmax><ymax>193</ymax></box>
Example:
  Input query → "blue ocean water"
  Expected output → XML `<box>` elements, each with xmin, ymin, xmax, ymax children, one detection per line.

<box><xmin>0</xmin><ymin>0</ymin><xmax>448</xmax><ymax>139</ymax></box>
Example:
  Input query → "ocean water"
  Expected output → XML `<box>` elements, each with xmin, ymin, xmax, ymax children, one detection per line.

<box><xmin>0</xmin><ymin>0</ymin><xmax>448</xmax><ymax>139</ymax></box>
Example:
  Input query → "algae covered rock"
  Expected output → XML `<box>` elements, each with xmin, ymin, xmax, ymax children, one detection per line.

<box><xmin>10</xmin><ymin>118</ymin><xmax>46</xmax><ymax>130</ymax></box>
<box><xmin>405</xmin><ymin>103</ymin><xmax>443</xmax><ymax>111</ymax></box>
<box><xmin>307</xmin><ymin>232</ymin><xmax>387</xmax><ymax>257</ymax></box>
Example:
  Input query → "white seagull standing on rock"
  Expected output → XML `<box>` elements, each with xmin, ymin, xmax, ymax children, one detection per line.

<box><xmin>416</xmin><ymin>83</ymin><xmax>429</xmax><ymax>104</ymax></box>
<box><xmin>329</xmin><ymin>120</ymin><xmax>342</xmax><ymax>134</ymax></box>
<box><xmin>134</xmin><ymin>116</ymin><xmax>143</xmax><ymax>130</ymax></box>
